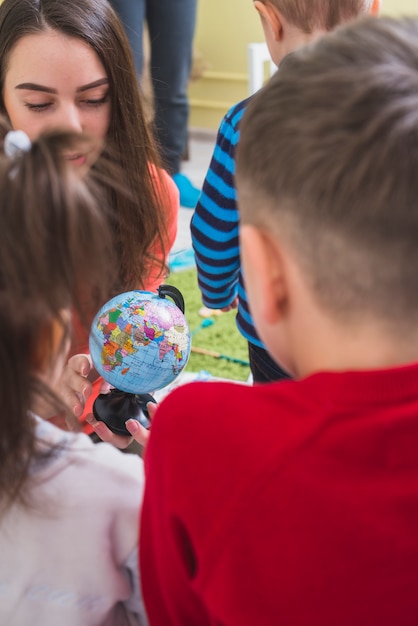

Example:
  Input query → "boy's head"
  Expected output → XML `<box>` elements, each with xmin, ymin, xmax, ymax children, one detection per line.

<box><xmin>254</xmin><ymin>0</ymin><xmax>380</xmax><ymax>65</ymax></box>
<box><xmin>236</xmin><ymin>17</ymin><xmax>418</xmax><ymax>374</ymax></box>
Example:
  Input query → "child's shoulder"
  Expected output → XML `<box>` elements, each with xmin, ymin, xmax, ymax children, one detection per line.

<box><xmin>35</xmin><ymin>417</ymin><xmax>143</xmax><ymax>487</ymax></box>
<box><xmin>153</xmin><ymin>378</ymin><xmax>304</xmax><ymax>449</ymax></box>
<box><xmin>147</xmin><ymin>378</ymin><xmax>325</xmax><ymax>534</ymax></box>
<box><xmin>223</xmin><ymin>96</ymin><xmax>255</xmax><ymax>130</ymax></box>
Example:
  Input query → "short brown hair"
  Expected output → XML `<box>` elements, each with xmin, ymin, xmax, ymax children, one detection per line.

<box><xmin>268</xmin><ymin>0</ymin><xmax>374</xmax><ymax>33</ymax></box>
<box><xmin>236</xmin><ymin>16</ymin><xmax>418</xmax><ymax>327</ymax></box>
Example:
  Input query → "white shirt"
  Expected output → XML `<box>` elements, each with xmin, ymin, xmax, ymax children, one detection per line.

<box><xmin>0</xmin><ymin>418</ymin><xmax>146</xmax><ymax>625</ymax></box>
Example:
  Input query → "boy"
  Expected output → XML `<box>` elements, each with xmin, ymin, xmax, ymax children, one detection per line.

<box><xmin>191</xmin><ymin>0</ymin><xmax>380</xmax><ymax>382</ymax></box>
<box><xmin>140</xmin><ymin>16</ymin><xmax>418</xmax><ymax>625</ymax></box>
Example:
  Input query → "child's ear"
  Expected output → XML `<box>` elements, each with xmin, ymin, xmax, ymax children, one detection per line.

<box><xmin>253</xmin><ymin>1</ymin><xmax>284</xmax><ymax>42</ymax></box>
<box><xmin>31</xmin><ymin>315</ymin><xmax>69</xmax><ymax>372</ymax></box>
<box><xmin>369</xmin><ymin>0</ymin><xmax>381</xmax><ymax>15</ymax></box>
<box><xmin>30</xmin><ymin>322</ymin><xmax>53</xmax><ymax>372</ymax></box>
<box><xmin>240</xmin><ymin>224</ymin><xmax>288</xmax><ymax>325</ymax></box>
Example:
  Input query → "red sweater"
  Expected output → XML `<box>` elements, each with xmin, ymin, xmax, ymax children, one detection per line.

<box><xmin>140</xmin><ymin>363</ymin><xmax>418</xmax><ymax>626</ymax></box>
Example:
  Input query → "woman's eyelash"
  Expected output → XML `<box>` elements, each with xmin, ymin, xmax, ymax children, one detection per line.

<box><xmin>84</xmin><ymin>95</ymin><xmax>109</xmax><ymax>106</ymax></box>
<box><xmin>25</xmin><ymin>103</ymin><xmax>50</xmax><ymax>111</ymax></box>
<box><xmin>23</xmin><ymin>94</ymin><xmax>109</xmax><ymax>112</ymax></box>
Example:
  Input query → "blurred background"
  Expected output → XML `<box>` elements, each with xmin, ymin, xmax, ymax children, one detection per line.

<box><xmin>189</xmin><ymin>0</ymin><xmax>417</xmax><ymax>131</ymax></box>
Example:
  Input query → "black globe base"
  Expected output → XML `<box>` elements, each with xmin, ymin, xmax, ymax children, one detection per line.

<box><xmin>92</xmin><ymin>388</ymin><xmax>156</xmax><ymax>436</ymax></box>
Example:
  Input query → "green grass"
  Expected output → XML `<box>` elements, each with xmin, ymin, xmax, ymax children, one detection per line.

<box><xmin>165</xmin><ymin>268</ymin><xmax>250</xmax><ymax>381</ymax></box>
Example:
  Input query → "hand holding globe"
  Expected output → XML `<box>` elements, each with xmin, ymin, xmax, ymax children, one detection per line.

<box><xmin>89</xmin><ymin>285</ymin><xmax>191</xmax><ymax>435</ymax></box>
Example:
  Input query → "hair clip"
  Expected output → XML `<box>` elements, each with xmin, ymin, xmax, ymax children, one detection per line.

<box><xmin>4</xmin><ymin>130</ymin><xmax>32</xmax><ymax>159</ymax></box>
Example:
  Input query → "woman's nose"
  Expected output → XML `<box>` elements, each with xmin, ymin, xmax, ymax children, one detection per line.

<box><xmin>55</xmin><ymin>105</ymin><xmax>83</xmax><ymax>133</ymax></box>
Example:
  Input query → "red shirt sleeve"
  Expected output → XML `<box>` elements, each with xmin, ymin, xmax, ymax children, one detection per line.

<box><xmin>145</xmin><ymin>165</ymin><xmax>179</xmax><ymax>293</ymax></box>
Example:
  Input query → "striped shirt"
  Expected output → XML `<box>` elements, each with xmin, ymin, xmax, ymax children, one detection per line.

<box><xmin>191</xmin><ymin>96</ymin><xmax>264</xmax><ymax>348</ymax></box>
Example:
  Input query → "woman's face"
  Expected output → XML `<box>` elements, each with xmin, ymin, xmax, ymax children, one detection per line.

<box><xmin>3</xmin><ymin>30</ymin><xmax>111</xmax><ymax>167</ymax></box>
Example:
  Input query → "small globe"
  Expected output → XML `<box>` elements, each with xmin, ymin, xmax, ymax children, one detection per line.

<box><xmin>89</xmin><ymin>289</ymin><xmax>191</xmax><ymax>394</ymax></box>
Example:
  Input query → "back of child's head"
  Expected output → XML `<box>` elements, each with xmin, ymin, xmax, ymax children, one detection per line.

<box><xmin>237</xmin><ymin>16</ymin><xmax>418</xmax><ymax>329</ymax></box>
<box><xmin>0</xmin><ymin>120</ymin><xmax>115</xmax><ymax>508</ymax></box>
<box><xmin>268</xmin><ymin>0</ymin><xmax>376</xmax><ymax>32</ymax></box>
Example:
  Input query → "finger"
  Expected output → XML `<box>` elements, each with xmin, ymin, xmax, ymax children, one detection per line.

<box><xmin>146</xmin><ymin>402</ymin><xmax>158</xmax><ymax>421</ymax></box>
<box><xmin>62</xmin><ymin>377</ymin><xmax>92</xmax><ymax>418</ymax></box>
<box><xmin>85</xmin><ymin>414</ymin><xmax>133</xmax><ymax>449</ymax></box>
<box><xmin>64</xmin><ymin>409</ymin><xmax>83</xmax><ymax>432</ymax></box>
<box><xmin>61</xmin><ymin>355</ymin><xmax>93</xmax><ymax>416</ymax></box>
<box><xmin>68</xmin><ymin>353</ymin><xmax>93</xmax><ymax>377</ymax></box>
<box><xmin>125</xmin><ymin>419</ymin><xmax>150</xmax><ymax>446</ymax></box>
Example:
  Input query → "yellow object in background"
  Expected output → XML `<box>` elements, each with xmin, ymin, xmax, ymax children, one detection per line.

<box><xmin>0</xmin><ymin>0</ymin><xmax>414</xmax><ymax>129</ymax></box>
<box><xmin>189</xmin><ymin>0</ymin><xmax>418</xmax><ymax>130</ymax></box>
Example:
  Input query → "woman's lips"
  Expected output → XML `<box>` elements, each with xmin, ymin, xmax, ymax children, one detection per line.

<box><xmin>64</xmin><ymin>153</ymin><xmax>88</xmax><ymax>167</ymax></box>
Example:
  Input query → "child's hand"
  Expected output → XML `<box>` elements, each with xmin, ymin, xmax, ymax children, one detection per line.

<box><xmin>86</xmin><ymin>402</ymin><xmax>157</xmax><ymax>449</ymax></box>
<box><xmin>221</xmin><ymin>296</ymin><xmax>238</xmax><ymax>312</ymax></box>
<box><xmin>60</xmin><ymin>354</ymin><xmax>93</xmax><ymax>419</ymax></box>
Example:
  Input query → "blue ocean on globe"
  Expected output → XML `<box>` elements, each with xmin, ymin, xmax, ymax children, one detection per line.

<box><xmin>89</xmin><ymin>290</ymin><xmax>191</xmax><ymax>394</ymax></box>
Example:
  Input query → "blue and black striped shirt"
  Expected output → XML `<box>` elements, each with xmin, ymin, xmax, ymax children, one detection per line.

<box><xmin>191</xmin><ymin>96</ymin><xmax>264</xmax><ymax>348</ymax></box>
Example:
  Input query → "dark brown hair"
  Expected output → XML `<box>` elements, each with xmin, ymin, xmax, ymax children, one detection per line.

<box><xmin>0</xmin><ymin>0</ymin><xmax>167</xmax><ymax>292</ymax></box>
<box><xmin>237</xmin><ymin>16</ymin><xmax>418</xmax><ymax>326</ymax></box>
<box><xmin>266</xmin><ymin>0</ymin><xmax>373</xmax><ymax>33</ymax></box>
<box><xmin>0</xmin><ymin>120</ymin><xmax>115</xmax><ymax>508</ymax></box>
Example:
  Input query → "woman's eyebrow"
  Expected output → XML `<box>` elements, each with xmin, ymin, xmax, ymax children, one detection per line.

<box><xmin>16</xmin><ymin>83</ymin><xmax>57</xmax><ymax>94</ymax></box>
<box><xmin>76</xmin><ymin>78</ymin><xmax>109</xmax><ymax>93</ymax></box>
<box><xmin>15</xmin><ymin>78</ymin><xmax>109</xmax><ymax>94</ymax></box>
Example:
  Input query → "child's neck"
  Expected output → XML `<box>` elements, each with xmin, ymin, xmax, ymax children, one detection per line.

<box><xmin>277</xmin><ymin>28</ymin><xmax>326</xmax><ymax>66</ymax></box>
<box><xmin>283</xmin><ymin>253</ymin><xmax>418</xmax><ymax>378</ymax></box>
<box><xmin>291</xmin><ymin>307</ymin><xmax>418</xmax><ymax>379</ymax></box>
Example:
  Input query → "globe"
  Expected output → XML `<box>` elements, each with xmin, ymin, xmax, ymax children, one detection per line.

<box><xmin>89</xmin><ymin>288</ymin><xmax>191</xmax><ymax>395</ymax></box>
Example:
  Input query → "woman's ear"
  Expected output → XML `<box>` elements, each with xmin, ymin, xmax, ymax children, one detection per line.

<box><xmin>253</xmin><ymin>1</ymin><xmax>284</xmax><ymax>42</ymax></box>
<box><xmin>240</xmin><ymin>223</ymin><xmax>288</xmax><ymax>326</ymax></box>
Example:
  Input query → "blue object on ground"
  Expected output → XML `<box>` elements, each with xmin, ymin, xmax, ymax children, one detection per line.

<box><xmin>191</xmin><ymin>318</ymin><xmax>215</xmax><ymax>337</ymax></box>
<box><xmin>168</xmin><ymin>248</ymin><xmax>196</xmax><ymax>272</ymax></box>
<box><xmin>173</xmin><ymin>172</ymin><xmax>201</xmax><ymax>208</ymax></box>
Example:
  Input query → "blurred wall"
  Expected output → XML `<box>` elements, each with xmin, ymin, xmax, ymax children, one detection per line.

<box><xmin>0</xmin><ymin>0</ymin><xmax>415</xmax><ymax>130</ymax></box>
<box><xmin>189</xmin><ymin>0</ymin><xmax>418</xmax><ymax>130</ymax></box>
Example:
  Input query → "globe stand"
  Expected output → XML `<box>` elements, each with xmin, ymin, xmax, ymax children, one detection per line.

<box><xmin>93</xmin><ymin>388</ymin><xmax>156</xmax><ymax>436</ymax></box>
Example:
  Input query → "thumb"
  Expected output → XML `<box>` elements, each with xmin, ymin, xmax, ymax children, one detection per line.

<box><xmin>125</xmin><ymin>418</ymin><xmax>150</xmax><ymax>447</ymax></box>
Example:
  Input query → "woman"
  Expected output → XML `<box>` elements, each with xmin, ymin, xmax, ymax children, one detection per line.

<box><xmin>0</xmin><ymin>0</ymin><xmax>179</xmax><ymax>428</ymax></box>
<box><xmin>0</xmin><ymin>0</ymin><xmax>178</xmax><ymax>295</ymax></box>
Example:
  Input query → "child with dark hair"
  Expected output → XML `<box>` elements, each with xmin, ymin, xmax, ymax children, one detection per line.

<box><xmin>0</xmin><ymin>123</ymin><xmax>146</xmax><ymax>625</ymax></box>
<box><xmin>130</xmin><ymin>15</ymin><xmax>418</xmax><ymax>625</ymax></box>
<box><xmin>191</xmin><ymin>0</ymin><xmax>380</xmax><ymax>383</ymax></box>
